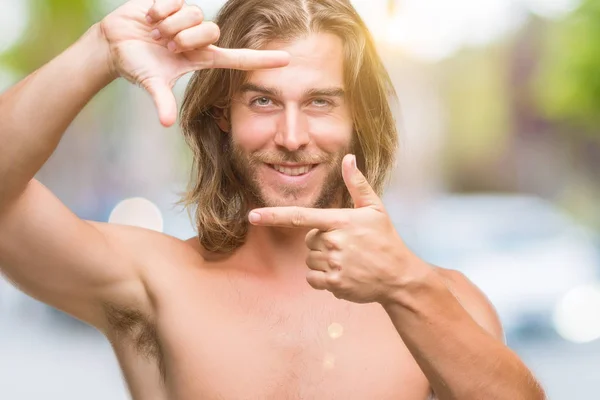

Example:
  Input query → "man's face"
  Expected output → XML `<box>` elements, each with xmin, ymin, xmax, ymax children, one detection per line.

<box><xmin>227</xmin><ymin>33</ymin><xmax>354</xmax><ymax>209</ymax></box>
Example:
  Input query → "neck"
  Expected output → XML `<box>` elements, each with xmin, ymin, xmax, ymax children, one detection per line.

<box><xmin>240</xmin><ymin>223</ymin><xmax>311</xmax><ymax>277</ymax></box>
<box><xmin>235</xmin><ymin>194</ymin><xmax>345</xmax><ymax>278</ymax></box>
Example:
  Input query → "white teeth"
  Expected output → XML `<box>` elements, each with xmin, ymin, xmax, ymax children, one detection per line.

<box><xmin>272</xmin><ymin>165</ymin><xmax>312</xmax><ymax>176</ymax></box>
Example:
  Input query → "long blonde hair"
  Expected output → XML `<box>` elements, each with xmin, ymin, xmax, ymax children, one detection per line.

<box><xmin>179</xmin><ymin>0</ymin><xmax>398</xmax><ymax>253</ymax></box>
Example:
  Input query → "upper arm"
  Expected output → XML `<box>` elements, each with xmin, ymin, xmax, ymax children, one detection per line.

<box><xmin>435</xmin><ymin>267</ymin><xmax>505</xmax><ymax>342</ymax></box>
<box><xmin>0</xmin><ymin>179</ymin><xmax>153</xmax><ymax>329</ymax></box>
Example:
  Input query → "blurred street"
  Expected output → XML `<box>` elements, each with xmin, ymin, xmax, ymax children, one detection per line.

<box><xmin>515</xmin><ymin>337</ymin><xmax>600</xmax><ymax>400</ymax></box>
<box><xmin>0</xmin><ymin>287</ymin><xmax>128</xmax><ymax>399</ymax></box>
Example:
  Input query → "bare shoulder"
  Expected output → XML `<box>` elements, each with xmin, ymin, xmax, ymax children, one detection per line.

<box><xmin>87</xmin><ymin>222</ymin><xmax>205</xmax><ymax>326</ymax></box>
<box><xmin>90</xmin><ymin>222</ymin><xmax>203</xmax><ymax>266</ymax></box>
<box><xmin>433</xmin><ymin>266</ymin><xmax>505</xmax><ymax>342</ymax></box>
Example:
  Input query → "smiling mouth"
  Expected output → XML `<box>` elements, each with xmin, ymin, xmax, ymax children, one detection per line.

<box><xmin>268</xmin><ymin>164</ymin><xmax>318</xmax><ymax>176</ymax></box>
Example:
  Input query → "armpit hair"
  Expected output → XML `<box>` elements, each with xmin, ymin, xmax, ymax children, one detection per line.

<box><xmin>103</xmin><ymin>303</ymin><xmax>166</xmax><ymax>382</ymax></box>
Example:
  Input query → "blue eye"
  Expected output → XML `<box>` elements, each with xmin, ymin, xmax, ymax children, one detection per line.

<box><xmin>252</xmin><ymin>97</ymin><xmax>272</xmax><ymax>106</ymax></box>
<box><xmin>312</xmin><ymin>98</ymin><xmax>332</xmax><ymax>107</ymax></box>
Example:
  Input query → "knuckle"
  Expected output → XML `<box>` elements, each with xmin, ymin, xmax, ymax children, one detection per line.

<box><xmin>151</xmin><ymin>7</ymin><xmax>169</xmax><ymax>20</ymax></box>
<box><xmin>371</xmin><ymin>211</ymin><xmax>389</xmax><ymax>228</ymax></box>
<box><xmin>188</xmin><ymin>5</ymin><xmax>204</xmax><ymax>23</ymax></box>
<box><xmin>306</xmin><ymin>251</ymin><xmax>320</xmax><ymax>265</ymax></box>
<box><xmin>173</xmin><ymin>31</ymin><xmax>190</xmax><ymax>48</ymax></box>
<box><xmin>354</xmin><ymin>172</ymin><xmax>367</xmax><ymax>186</ymax></box>
<box><xmin>233</xmin><ymin>51</ymin><xmax>247</xmax><ymax>70</ymax></box>
<box><xmin>204</xmin><ymin>22</ymin><xmax>221</xmax><ymax>43</ymax></box>
<box><xmin>327</xmin><ymin>257</ymin><xmax>343</xmax><ymax>271</ymax></box>
<box><xmin>305</xmin><ymin>229</ymin><xmax>318</xmax><ymax>247</ymax></box>
<box><xmin>138</xmin><ymin>76</ymin><xmax>152</xmax><ymax>92</ymax></box>
<box><xmin>306</xmin><ymin>274</ymin><xmax>320</xmax><ymax>289</ymax></box>
<box><xmin>291</xmin><ymin>209</ymin><xmax>304</xmax><ymax>227</ymax></box>
<box><xmin>153</xmin><ymin>0</ymin><xmax>183</xmax><ymax>20</ymax></box>
<box><xmin>156</xmin><ymin>20</ymin><xmax>174</xmax><ymax>37</ymax></box>
<box><xmin>326</xmin><ymin>273</ymin><xmax>342</xmax><ymax>287</ymax></box>
<box><xmin>323</xmin><ymin>235</ymin><xmax>338</xmax><ymax>250</ymax></box>
<box><xmin>236</xmin><ymin>57</ymin><xmax>244</xmax><ymax>70</ymax></box>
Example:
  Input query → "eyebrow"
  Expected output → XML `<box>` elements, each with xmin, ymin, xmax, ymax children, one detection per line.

<box><xmin>239</xmin><ymin>83</ymin><xmax>345</xmax><ymax>98</ymax></box>
<box><xmin>305</xmin><ymin>87</ymin><xmax>345</xmax><ymax>98</ymax></box>
<box><xmin>239</xmin><ymin>83</ymin><xmax>281</xmax><ymax>97</ymax></box>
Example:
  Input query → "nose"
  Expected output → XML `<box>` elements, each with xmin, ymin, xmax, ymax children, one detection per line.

<box><xmin>274</xmin><ymin>106</ymin><xmax>310</xmax><ymax>151</ymax></box>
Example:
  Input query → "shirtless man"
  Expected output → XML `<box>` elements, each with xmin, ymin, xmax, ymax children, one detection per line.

<box><xmin>0</xmin><ymin>0</ymin><xmax>545</xmax><ymax>399</ymax></box>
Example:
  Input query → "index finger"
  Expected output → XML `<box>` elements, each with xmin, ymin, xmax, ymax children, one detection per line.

<box><xmin>207</xmin><ymin>45</ymin><xmax>290</xmax><ymax>70</ymax></box>
<box><xmin>249</xmin><ymin>207</ymin><xmax>346</xmax><ymax>230</ymax></box>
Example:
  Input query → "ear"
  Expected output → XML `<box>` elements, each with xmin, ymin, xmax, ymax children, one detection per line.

<box><xmin>212</xmin><ymin>107</ymin><xmax>230</xmax><ymax>133</ymax></box>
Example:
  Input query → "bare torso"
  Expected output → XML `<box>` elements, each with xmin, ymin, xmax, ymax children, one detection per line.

<box><xmin>105</xmin><ymin>236</ymin><xmax>431</xmax><ymax>400</ymax></box>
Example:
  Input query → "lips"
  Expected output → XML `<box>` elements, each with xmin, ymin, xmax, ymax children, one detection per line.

<box><xmin>269</xmin><ymin>164</ymin><xmax>317</xmax><ymax>176</ymax></box>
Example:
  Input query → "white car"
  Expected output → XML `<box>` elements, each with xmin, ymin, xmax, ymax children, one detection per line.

<box><xmin>387</xmin><ymin>194</ymin><xmax>600</xmax><ymax>339</ymax></box>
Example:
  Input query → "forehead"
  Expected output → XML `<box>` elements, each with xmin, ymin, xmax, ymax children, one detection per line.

<box><xmin>243</xmin><ymin>32</ymin><xmax>345</xmax><ymax>93</ymax></box>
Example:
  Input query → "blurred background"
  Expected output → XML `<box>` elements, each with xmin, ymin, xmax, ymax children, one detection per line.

<box><xmin>1</xmin><ymin>0</ymin><xmax>600</xmax><ymax>398</ymax></box>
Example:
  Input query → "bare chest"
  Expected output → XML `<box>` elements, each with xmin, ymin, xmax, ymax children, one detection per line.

<box><xmin>113</xmin><ymin>272</ymin><xmax>430</xmax><ymax>400</ymax></box>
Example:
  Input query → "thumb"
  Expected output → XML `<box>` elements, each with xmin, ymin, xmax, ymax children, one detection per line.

<box><xmin>342</xmin><ymin>154</ymin><xmax>383</xmax><ymax>209</ymax></box>
<box><xmin>143</xmin><ymin>78</ymin><xmax>177</xmax><ymax>127</ymax></box>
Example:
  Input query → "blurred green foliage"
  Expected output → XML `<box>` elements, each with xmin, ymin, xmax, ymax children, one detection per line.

<box><xmin>0</xmin><ymin>0</ymin><xmax>104</xmax><ymax>74</ymax></box>
<box><xmin>440</xmin><ymin>44</ymin><xmax>513</xmax><ymax>167</ymax></box>
<box><xmin>535</xmin><ymin>0</ymin><xmax>600</xmax><ymax>133</ymax></box>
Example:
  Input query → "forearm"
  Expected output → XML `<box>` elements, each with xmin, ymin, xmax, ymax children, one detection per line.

<box><xmin>0</xmin><ymin>23</ymin><xmax>115</xmax><ymax>207</ymax></box>
<box><xmin>383</xmin><ymin>267</ymin><xmax>545</xmax><ymax>400</ymax></box>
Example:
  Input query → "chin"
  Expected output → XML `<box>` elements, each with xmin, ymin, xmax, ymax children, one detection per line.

<box><xmin>258</xmin><ymin>184</ymin><xmax>342</xmax><ymax>209</ymax></box>
<box><xmin>260</xmin><ymin>191</ymin><xmax>321</xmax><ymax>208</ymax></box>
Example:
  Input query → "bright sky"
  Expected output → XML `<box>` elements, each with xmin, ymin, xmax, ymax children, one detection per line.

<box><xmin>0</xmin><ymin>0</ymin><xmax>581</xmax><ymax>64</ymax></box>
<box><xmin>352</xmin><ymin>0</ymin><xmax>580</xmax><ymax>61</ymax></box>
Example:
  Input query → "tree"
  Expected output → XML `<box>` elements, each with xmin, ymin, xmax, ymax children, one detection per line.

<box><xmin>1</xmin><ymin>0</ymin><xmax>104</xmax><ymax>75</ymax></box>
<box><xmin>535</xmin><ymin>0</ymin><xmax>600</xmax><ymax>135</ymax></box>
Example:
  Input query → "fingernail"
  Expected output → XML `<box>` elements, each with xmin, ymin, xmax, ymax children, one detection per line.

<box><xmin>146</xmin><ymin>14</ymin><xmax>153</xmax><ymax>24</ymax></box>
<box><xmin>150</xmin><ymin>29</ymin><xmax>161</xmax><ymax>40</ymax></box>
<box><xmin>248</xmin><ymin>212</ymin><xmax>261</xmax><ymax>224</ymax></box>
<box><xmin>351</xmin><ymin>155</ymin><xmax>357</xmax><ymax>169</ymax></box>
<box><xmin>167</xmin><ymin>41</ymin><xmax>177</xmax><ymax>52</ymax></box>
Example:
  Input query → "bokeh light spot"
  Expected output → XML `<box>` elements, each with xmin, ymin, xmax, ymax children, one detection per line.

<box><xmin>108</xmin><ymin>197</ymin><xmax>164</xmax><ymax>232</ymax></box>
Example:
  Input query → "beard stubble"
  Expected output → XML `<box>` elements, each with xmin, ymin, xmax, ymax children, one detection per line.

<box><xmin>227</xmin><ymin>136</ymin><xmax>350</xmax><ymax>209</ymax></box>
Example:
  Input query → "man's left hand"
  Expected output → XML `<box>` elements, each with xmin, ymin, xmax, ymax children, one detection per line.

<box><xmin>248</xmin><ymin>154</ymin><xmax>427</xmax><ymax>304</ymax></box>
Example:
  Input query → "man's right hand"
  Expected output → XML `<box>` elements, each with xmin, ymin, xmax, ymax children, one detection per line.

<box><xmin>99</xmin><ymin>0</ymin><xmax>290</xmax><ymax>126</ymax></box>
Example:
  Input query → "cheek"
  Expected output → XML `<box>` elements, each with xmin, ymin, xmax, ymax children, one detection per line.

<box><xmin>307</xmin><ymin>113</ymin><xmax>353</xmax><ymax>151</ymax></box>
<box><xmin>230</xmin><ymin>105</ymin><xmax>278</xmax><ymax>150</ymax></box>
